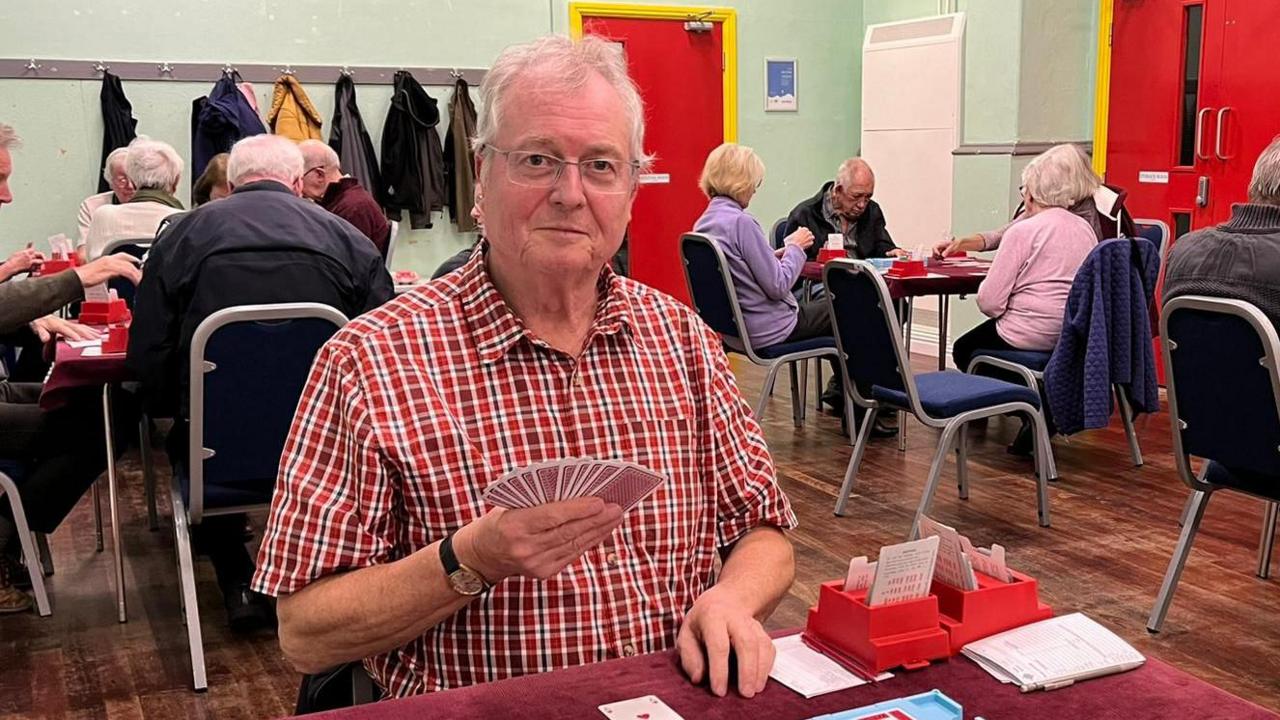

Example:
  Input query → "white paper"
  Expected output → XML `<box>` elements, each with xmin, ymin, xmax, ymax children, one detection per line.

<box><xmin>966</xmin><ymin>543</ymin><xmax>1012</xmax><ymax>583</ymax></box>
<box><xmin>843</xmin><ymin>556</ymin><xmax>877</xmax><ymax>592</ymax></box>
<box><xmin>962</xmin><ymin>613</ymin><xmax>1145</xmax><ymax>692</ymax></box>
<box><xmin>826</xmin><ymin>233</ymin><xmax>844</xmax><ymax>251</ymax></box>
<box><xmin>65</xmin><ymin>338</ymin><xmax>103</xmax><ymax>349</ymax></box>
<box><xmin>81</xmin><ymin>346</ymin><xmax>103</xmax><ymax>357</ymax></box>
<box><xmin>47</xmin><ymin>233</ymin><xmax>71</xmax><ymax>259</ymax></box>
<box><xmin>867</xmin><ymin>535</ymin><xmax>939</xmax><ymax>607</ymax></box>
<box><xmin>918</xmin><ymin>515</ymin><xmax>977</xmax><ymax>590</ymax></box>
<box><xmin>84</xmin><ymin>282</ymin><xmax>110</xmax><ymax>302</ymax></box>
<box><xmin>768</xmin><ymin>635</ymin><xmax>891</xmax><ymax>698</ymax></box>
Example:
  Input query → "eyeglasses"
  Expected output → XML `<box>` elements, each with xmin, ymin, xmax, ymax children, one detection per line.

<box><xmin>487</xmin><ymin>147</ymin><xmax>639</xmax><ymax>194</ymax></box>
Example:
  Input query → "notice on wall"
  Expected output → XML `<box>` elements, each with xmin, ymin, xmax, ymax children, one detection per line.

<box><xmin>766</xmin><ymin>58</ymin><xmax>798</xmax><ymax>112</ymax></box>
<box><xmin>1138</xmin><ymin>171</ymin><xmax>1170</xmax><ymax>184</ymax></box>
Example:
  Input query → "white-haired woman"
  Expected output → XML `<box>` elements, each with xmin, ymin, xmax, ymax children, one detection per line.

<box><xmin>934</xmin><ymin>143</ymin><xmax>1135</xmax><ymax>258</ymax></box>
<box><xmin>80</xmin><ymin>138</ymin><xmax>185</xmax><ymax>260</ymax></box>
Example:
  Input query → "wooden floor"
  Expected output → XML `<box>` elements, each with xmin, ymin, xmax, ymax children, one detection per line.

<box><xmin>2</xmin><ymin>354</ymin><xmax>1278</xmax><ymax>718</ymax></box>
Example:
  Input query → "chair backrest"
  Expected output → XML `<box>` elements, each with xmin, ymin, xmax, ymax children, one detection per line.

<box><xmin>1133</xmin><ymin>218</ymin><xmax>1169</xmax><ymax>257</ymax></box>
<box><xmin>186</xmin><ymin>303</ymin><xmax>348</xmax><ymax>522</ymax></box>
<box><xmin>679</xmin><ymin>233</ymin><xmax>758</xmax><ymax>354</ymax></box>
<box><xmin>770</xmin><ymin>218</ymin><xmax>787</xmax><ymax>250</ymax></box>
<box><xmin>384</xmin><ymin>220</ymin><xmax>401</xmax><ymax>270</ymax></box>
<box><xmin>101</xmin><ymin>237</ymin><xmax>152</xmax><ymax>307</ymax></box>
<box><xmin>822</xmin><ymin>260</ymin><xmax>912</xmax><ymax>409</ymax></box>
<box><xmin>1163</xmin><ymin>295</ymin><xmax>1280</xmax><ymax>496</ymax></box>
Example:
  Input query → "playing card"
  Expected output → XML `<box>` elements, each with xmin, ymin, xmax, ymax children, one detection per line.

<box><xmin>535</xmin><ymin>463</ymin><xmax>562</xmax><ymax>503</ymax></box>
<box><xmin>591</xmin><ymin>463</ymin><xmax>665</xmax><ymax>512</ymax></box>
<box><xmin>579</xmin><ymin>462</ymin><xmax>624</xmax><ymax>498</ymax></box>
<box><xmin>597</xmin><ymin>695</ymin><xmax>684</xmax><ymax>719</ymax></box>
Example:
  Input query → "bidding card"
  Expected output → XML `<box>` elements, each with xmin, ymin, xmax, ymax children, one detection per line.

<box><xmin>598</xmin><ymin>695</ymin><xmax>684</xmax><ymax>720</ymax></box>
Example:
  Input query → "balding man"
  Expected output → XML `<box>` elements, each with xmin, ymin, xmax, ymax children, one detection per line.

<box><xmin>80</xmin><ymin>138</ymin><xmax>185</xmax><ymax>260</ymax></box>
<box><xmin>76</xmin><ymin>146</ymin><xmax>135</xmax><ymax>245</ymax></box>
<box><xmin>299</xmin><ymin>140</ymin><xmax>391</xmax><ymax>257</ymax></box>
<box><xmin>784</xmin><ymin>158</ymin><xmax>905</xmax><ymax>261</ymax></box>
<box><xmin>127</xmin><ymin>133</ymin><xmax>393</xmax><ymax>631</ymax></box>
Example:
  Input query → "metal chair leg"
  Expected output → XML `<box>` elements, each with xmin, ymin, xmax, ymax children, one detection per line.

<box><xmin>815</xmin><ymin>358</ymin><xmax>824</xmax><ymax>412</ymax></box>
<box><xmin>835</xmin><ymin>408</ymin><xmax>878</xmax><ymax>517</ymax></box>
<box><xmin>1030</xmin><ymin>411</ymin><xmax>1053</xmax><ymax>527</ymax></box>
<box><xmin>0</xmin><ymin>474</ymin><xmax>51</xmax><ymax>616</ymax></box>
<box><xmin>797</xmin><ymin>359</ymin><xmax>808</xmax><ymax>423</ymax></box>
<box><xmin>140</xmin><ymin>415</ymin><xmax>158</xmax><ymax>531</ymax></box>
<box><xmin>34</xmin><ymin>533</ymin><xmax>54</xmax><ymax>577</ymax></box>
<box><xmin>1258</xmin><ymin>501</ymin><xmax>1278</xmax><ymax>580</ymax></box>
<box><xmin>92</xmin><ymin>479</ymin><xmax>104</xmax><ymax>552</ymax></box>
<box><xmin>909</xmin><ymin>422</ymin><xmax>961</xmax><ymax>540</ymax></box>
<box><xmin>1115</xmin><ymin>385</ymin><xmax>1143</xmax><ymax>467</ymax></box>
<box><xmin>755</xmin><ymin>362</ymin><xmax>784</xmax><ymax>421</ymax></box>
<box><xmin>788</xmin><ymin>363</ymin><xmax>802</xmax><ymax>428</ymax></box>
<box><xmin>956</xmin><ymin>424</ymin><xmax>969</xmax><ymax>500</ymax></box>
<box><xmin>1148</xmin><ymin>490</ymin><xmax>1210</xmax><ymax>633</ymax></box>
<box><xmin>170</xmin><ymin>486</ymin><xmax>208</xmax><ymax>691</ymax></box>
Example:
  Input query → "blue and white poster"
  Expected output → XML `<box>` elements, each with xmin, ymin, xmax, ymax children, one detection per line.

<box><xmin>766</xmin><ymin>58</ymin><xmax>797</xmax><ymax>111</ymax></box>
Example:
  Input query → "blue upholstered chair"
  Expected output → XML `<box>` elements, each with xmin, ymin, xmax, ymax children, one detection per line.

<box><xmin>0</xmin><ymin>461</ymin><xmax>50</xmax><ymax>616</ymax></box>
<box><xmin>1147</xmin><ymin>296</ymin><xmax>1280</xmax><ymax>633</ymax></box>
<box><xmin>680</xmin><ymin>233</ymin><xmax>838</xmax><ymax>427</ymax></box>
<box><xmin>823</xmin><ymin>259</ymin><xmax>1053</xmax><ymax>538</ymax></box>
<box><xmin>172</xmin><ymin>303</ymin><xmax>348</xmax><ymax>690</ymax></box>
<box><xmin>770</xmin><ymin>217</ymin><xmax>787</xmax><ymax>250</ymax></box>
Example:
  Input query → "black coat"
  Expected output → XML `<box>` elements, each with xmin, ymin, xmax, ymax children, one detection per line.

<box><xmin>380</xmin><ymin>71</ymin><xmax>445</xmax><ymax>229</ymax></box>
<box><xmin>328</xmin><ymin>75</ymin><xmax>382</xmax><ymax>195</ymax></box>
<box><xmin>97</xmin><ymin>71</ymin><xmax>137</xmax><ymax>193</ymax></box>
<box><xmin>783</xmin><ymin>181</ymin><xmax>899</xmax><ymax>260</ymax></box>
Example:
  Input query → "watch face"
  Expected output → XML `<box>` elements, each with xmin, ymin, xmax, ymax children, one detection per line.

<box><xmin>450</xmin><ymin>569</ymin><xmax>486</xmax><ymax>596</ymax></box>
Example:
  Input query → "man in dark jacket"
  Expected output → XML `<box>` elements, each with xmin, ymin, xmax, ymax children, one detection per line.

<box><xmin>1165</xmin><ymin>136</ymin><xmax>1280</xmax><ymax>329</ymax></box>
<box><xmin>300</xmin><ymin>140</ymin><xmax>392</xmax><ymax>257</ymax></box>
<box><xmin>783</xmin><ymin>158</ymin><xmax>907</xmax><ymax>261</ymax></box>
<box><xmin>127</xmin><ymin>134</ymin><xmax>393</xmax><ymax>630</ymax></box>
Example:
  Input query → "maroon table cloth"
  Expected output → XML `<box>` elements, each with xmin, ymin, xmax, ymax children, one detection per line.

<box><xmin>307</xmin><ymin>632</ymin><xmax>1277</xmax><ymax>719</ymax></box>
<box><xmin>801</xmin><ymin>259</ymin><xmax>989</xmax><ymax>300</ymax></box>
<box><xmin>38</xmin><ymin>339</ymin><xmax>130</xmax><ymax>411</ymax></box>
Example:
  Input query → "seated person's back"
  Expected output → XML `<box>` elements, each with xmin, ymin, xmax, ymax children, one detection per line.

<box><xmin>82</xmin><ymin>139</ymin><xmax>186</xmax><ymax>259</ymax></box>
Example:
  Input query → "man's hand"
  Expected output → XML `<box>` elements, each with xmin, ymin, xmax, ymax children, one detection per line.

<box><xmin>73</xmin><ymin>254</ymin><xmax>142</xmax><ymax>288</ymax></box>
<box><xmin>886</xmin><ymin>247</ymin><xmax>910</xmax><ymax>259</ymax></box>
<box><xmin>677</xmin><ymin>586</ymin><xmax>775</xmax><ymax>698</ymax></box>
<box><xmin>453</xmin><ymin>497</ymin><xmax>623</xmax><ymax>583</ymax></box>
<box><xmin>1</xmin><ymin>246</ymin><xmax>44</xmax><ymax>280</ymax></box>
<box><xmin>783</xmin><ymin>228</ymin><xmax>815</xmax><ymax>252</ymax></box>
<box><xmin>29</xmin><ymin>315</ymin><xmax>101</xmax><ymax>343</ymax></box>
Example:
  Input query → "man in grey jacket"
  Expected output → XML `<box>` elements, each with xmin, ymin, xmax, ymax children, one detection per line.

<box><xmin>1165</xmin><ymin>136</ymin><xmax>1280</xmax><ymax>328</ymax></box>
<box><xmin>0</xmin><ymin>122</ymin><xmax>142</xmax><ymax>613</ymax></box>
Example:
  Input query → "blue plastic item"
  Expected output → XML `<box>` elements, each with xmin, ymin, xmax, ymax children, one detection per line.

<box><xmin>808</xmin><ymin>689</ymin><xmax>963</xmax><ymax>720</ymax></box>
<box><xmin>867</xmin><ymin>258</ymin><xmax>895</xmax><ymax>273</ymax></box>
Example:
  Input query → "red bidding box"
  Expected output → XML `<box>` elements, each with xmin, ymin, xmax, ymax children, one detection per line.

<box><xmin>101</xmin><ymin>324</ymin><xmax>129</xmax><ymax>354</ymax></box>
<box><xmin>932</xmin><ymin>569</ymin><xmax>1053</xmax><ymax>654</ymax></box>
<box><xmin>79</xmin><ymin>298</ymin><xmax>131</xmax><ymax>326</ymax></box>
<box><xmin>33</xmin><ymin>257</ymin><xmax>79</xmax><ymax>276</ymax></box>
<box><xmin>816</xmin><ymin>248</ymin><xmax>846</xmax><ymax>264</ymax></box>
<box><xmin>885</xmin><ymin>259</ymin><xmax>927</xmax><ymax>278</ymax></box>
<box><xmin>802</xmin><ymin>580</ymin><xmax>951</xmax><ymax>678</ymax></box>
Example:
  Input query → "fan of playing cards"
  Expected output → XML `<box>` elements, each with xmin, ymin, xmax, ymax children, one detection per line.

<box><xmin>483</xmin><ymin>459</ymin><xmax>667</xmax><ymax>512</ymax></box>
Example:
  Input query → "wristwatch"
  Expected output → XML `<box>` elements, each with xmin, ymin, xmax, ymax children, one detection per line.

<box><xmin>440</xmin><ymin>532</ymin><xmax>490</xmax><ymax>596</ymax></box>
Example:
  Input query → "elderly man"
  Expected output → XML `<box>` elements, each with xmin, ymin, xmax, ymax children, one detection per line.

<box><xmin>1165</xmin><ymin>137</ymin><xmax>1280</xmax><ymax>327</ymax></box>
<box><xmin>76</xmin><ymin>146</ymin><xmax>135</xmax><ymax>244</ymax></box>
<box><xmin>253</xmin><ymin>36</ymin><xmax>796</xmax><ymax>701</ymax></box>
<box><xmin>784</xmin><ymin>158</ymin><xmax>905</xmax><ymax>261</ymax></box>
<box><xmin>127</xmin><ymin>133</ymin><xmax>393</xmax><ymax>630</ymax></box>
<box><xmin>299</xmin><ymin>140</ymin><xmax>391</xmax><ymax>256</ymax></box>
<box><xmin>80</xmin><ymin>138</ymin><xmax>185</xmax><ymax>260</ymax></box>
<box><xmin>0</xmin><ymin>122</ymin><xmax>143</xmax><ymax>613</ymax></box>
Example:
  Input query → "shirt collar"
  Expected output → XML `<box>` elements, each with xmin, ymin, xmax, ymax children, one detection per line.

<box><xmin>821</xmin><ymin>183</ymin><xmax>842</xmax><ymax>230</ymax></box>
<box><xmin>458</xmin><ymin>241</ymin><xmax>642</xmax><ymax>364</ymax></box>
<box><xmin>321</xmin><ymin>176</ymin><xmax>361</xmax><ymax>206</ymax></box>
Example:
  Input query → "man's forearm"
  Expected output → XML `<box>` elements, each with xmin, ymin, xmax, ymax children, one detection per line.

<box><xmin>0</xmin><ymin>272</ymin><xmax>83</xmax><ymax>334</ymax></box>
<box><xmin>276</xmin><ymin>540</ymin><xmax>474</xmax><ymax>674</ymax></box>
<box><xmin>715</xmin><ymin>527</ymin><xmax>795</xmax><ymax>621</ymax></box>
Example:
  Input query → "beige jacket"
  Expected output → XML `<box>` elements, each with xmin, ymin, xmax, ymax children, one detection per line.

<box><xmin>268</xmin><ymin>76</ymin><xmax>323</xmax><ymax>141</ymax></box>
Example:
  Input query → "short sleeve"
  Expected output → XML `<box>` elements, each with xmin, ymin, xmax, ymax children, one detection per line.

<box><xmin>252</xmin><ymin>339</ymin><xmax>401</xmax><ymax>596</ymax></box>
<box><xmin>693</xmin><ymin>324</ymin><xmax>798</xmax><ymax>548</ymax></box>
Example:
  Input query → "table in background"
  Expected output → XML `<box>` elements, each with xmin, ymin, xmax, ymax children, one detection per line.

<box><xmin>308</xmin><ymin>631</ymin><xmax>1277</xmax><ymax>719</ymax></box>
<box><xmin>39</xmin><ymin>339</ymin><xmax>132</xmax><ymax>623</ymax></box>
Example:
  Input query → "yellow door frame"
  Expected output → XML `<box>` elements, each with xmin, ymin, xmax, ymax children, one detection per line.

<box><xmin>1091</xmin><ymin>0</ymin><xmax>1114</xmax><ymax>177</ymax></box>
<box><xmin>568</xmin><ymin>2</ymin><xmax>738</xmax><ymax>142</ymax></box>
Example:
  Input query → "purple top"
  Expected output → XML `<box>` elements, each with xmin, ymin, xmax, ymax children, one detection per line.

<box><xmin>694</xmin><ymin>196</ymin><xmax>808</xmax><ymax>348</ymax></box>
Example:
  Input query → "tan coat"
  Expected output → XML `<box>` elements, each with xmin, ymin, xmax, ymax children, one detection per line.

<box><xmin>268</xmin><ymin>76</ymin><xmax>323</xmax><ymax>141</ymax></box>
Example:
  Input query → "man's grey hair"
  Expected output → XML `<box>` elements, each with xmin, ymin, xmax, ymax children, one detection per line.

<box><xmin>299</xmin><ymin>139</ymin><xmax>341</xmax><ymax>171</ymax></box>
<box><xmin>1248</xmin><ymin>136</ymin><xmax>1280</xmax><ymax>206</ymax></box>
<box><xmin>1021</xmin><ymin>143</ymin><xmax>1101</xmax><ymax>209</ymax></box>
<box><xmin>102</xmin><ymin>146</ymin><xmax>129</xmax><ymax>183</ymax></box>
<box><xmin>474</xmin><ymin>34</ymin><xmax>654</xmax><ymax>170</ymax></box>
<box><xmin>836</xmin><ymin>157</ymin><xmax>873</xmax><ymax>187</ymax></box>
<box><xmin>125</xmin><ymin>139</ymin><xmax>184</xmax><ymax>191</ymax></box>
<box><xmin>227</xmin><ymin>134</ymin><xmax>305</xmax><ymax>186</ymax></box>
<box><xmin>0</xmin><ymin>122</ymin><xmax>19</xmax><ymax>150</ymax></box>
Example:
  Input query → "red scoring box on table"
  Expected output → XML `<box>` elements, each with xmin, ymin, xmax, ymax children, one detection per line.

<box><xmin>932</xmin><ymin>569</ymin><xmax>1053</xmax><ymax>654</ymax></box>
<box><xmin>79</xmin><ymin>298</ymin><xmax>131</xmax><ymax>326</ymax></box>
<box><xmin>802</xmin><ymin>580</ymin><xmax>950</xmax><ymax>678</ymax></box>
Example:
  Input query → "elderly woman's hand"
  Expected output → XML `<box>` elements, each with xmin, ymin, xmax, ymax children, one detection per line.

<box><xmin>783</xmin><ymin>227</ymin><xmax>814</xmax><ymax>251</ymax></box>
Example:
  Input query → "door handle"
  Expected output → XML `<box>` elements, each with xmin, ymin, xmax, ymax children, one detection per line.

<box><xmin>1215</xmin><ymin>107</ymin><xmax>1233</xmax><ymax>160</ymax></box>
<box><xmin>1196</xmin><ymin>176</ymin><xmax>1210</xmax><ymax>208</ymax></box>
<box><xmin>1195</xmin><ymin>107</ymin><xmax>1212</xmax><ymax>161</ymax></box>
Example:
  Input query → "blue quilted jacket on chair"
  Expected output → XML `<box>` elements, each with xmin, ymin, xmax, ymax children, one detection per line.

<box><xmin>1044</xmin><ymin>238</ymin><xmax>1160</xmax><ymax>434</ymax></box>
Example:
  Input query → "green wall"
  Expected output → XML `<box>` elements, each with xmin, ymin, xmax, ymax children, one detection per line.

<box><xmin>0</xmin><ymin>0</ymin><xmax>860</xmax><ymax>276</ymax></box>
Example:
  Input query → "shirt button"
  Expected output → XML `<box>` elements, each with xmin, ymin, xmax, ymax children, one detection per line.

<box><xmin>622</xmin><ymin>643</ymin><xmax>637</xmax><ymax>657</ymax></box>
<box><xmin>605</xmin><ymin>551</ymin><xmax>619</xmax><ymax>566</ymax></box>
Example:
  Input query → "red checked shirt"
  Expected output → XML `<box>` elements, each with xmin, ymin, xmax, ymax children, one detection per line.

<box><xmin>252</xmin><ymin>247</ymin><xmax>797</xmax><ymax>698</ymax></box>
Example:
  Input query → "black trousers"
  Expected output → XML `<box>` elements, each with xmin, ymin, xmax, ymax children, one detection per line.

<box><xmin>0</xmin><ymin>382</ymin><xmax>132</xmax><ymax>534</ymax></box>
<box><xmin>784</xmin><ymin>301</ymin><xmax>843</xmax><ymax>392</ymax></box>
<box><xmin>951</xmin><ymin>318</ymin><xmax>1018</xmax><ymax>374</ymax></box>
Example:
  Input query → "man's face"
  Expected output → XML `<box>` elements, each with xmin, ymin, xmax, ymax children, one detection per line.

<box><xmin>109</xmin><ymin>161</ymin><xmax>135</xmax><ymax>203</ymax></box>
<box><xmin>0</xmin><ymin>147</ymin><xmax>12</xmax><ymax>210</ymax></box>
<box><xmin>301</xmin><ymin>165</ymin><xmax>329</xmax><ymax>201</ymax></box>
<box><xmin>831</xmin><ymin>170</ymin><xmax>874</xmax><ymax>220</ymax></box>
<box><xmin>476</xmin><ymin>69</ymin><xmax>637</xmax><ymax>280</ymax></box>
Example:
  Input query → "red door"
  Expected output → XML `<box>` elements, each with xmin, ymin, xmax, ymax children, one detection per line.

<box><xmin>583</xmin><ymin>16</ymin><xmax>725</xmax><ymax>306</ymax></box>
<box><xmin>1211</xmin><ymin>0</ymin><xmax>1280</xmax><ymax>214</ymax></box>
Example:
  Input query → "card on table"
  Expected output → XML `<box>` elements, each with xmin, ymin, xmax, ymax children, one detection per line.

<box><xmin>597</xmin><ymin>695</ymin><xmax>684</xmax><ymax>720</ymax></box>
<box><xmin>482</xmin><ymin>458</ymin><xmax>667</xmax><ymax>513</ymax></box>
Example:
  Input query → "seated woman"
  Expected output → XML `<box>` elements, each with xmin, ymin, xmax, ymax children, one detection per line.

<box><xmin>934</xmin><ymin>143</ymin><xmax>1135</xmax><ymax>258</ymax></box>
